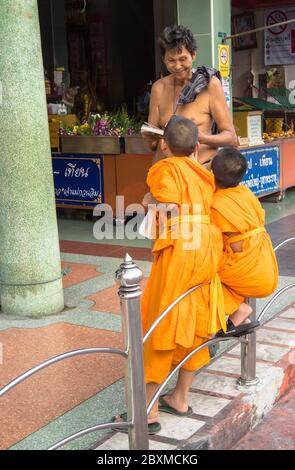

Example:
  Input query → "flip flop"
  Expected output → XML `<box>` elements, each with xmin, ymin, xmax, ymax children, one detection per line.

<box><xmin>111</xmin><ymin>412</ymin><xmax>161</xmax><ymax>435</ymax></box>
<box><xmin>158</xmin><ymin>395</ymin><xmax>193</xmax><ymax>417</ymax></box>
<box><xmin>215</xmin><ymin>318</ymin><xmax>260</xmax><ymax>338</ymax></box>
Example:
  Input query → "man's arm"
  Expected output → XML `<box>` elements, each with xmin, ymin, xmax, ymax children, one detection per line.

<box><xmin>148</xmin><ymin>81</ymin><xmax>162</xmax><ymax>127</ymax></box>
<box><xmin>141</xmin><ymin>81</ymin><xmax>162</xmax><ymax>153</ymax></box>
<box><xmin>198</xmin><ymin>76</ymin><xmax>238</xmax><ymax>148</ymax></box>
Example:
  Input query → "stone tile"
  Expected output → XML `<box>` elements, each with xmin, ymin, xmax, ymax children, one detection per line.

<box><xmin>188</xmin><ymin>392</ymin><xmax>230</xmax><ymax>417</ymax></box>
<box><xmin>0</xmin><ymin>324</ymin><xmax>124</xmax><ymax>450</ymax></box>
<box><xmin>280</xmin><ymin>308</ymin><xmax>295</xmax><ymax>319</ymax></box>
<box><xmin>192</xmin><ymin>372</ymin><xmax>241</xmax><ymax>397</ymax></box>
<box><xmin>265</xmin><ymin>318</ymin><xmax>295</xmax><ymax>331</ymax></box>
<box><xmin>60</xmin><ymin>240</ymin><xmax>151</xmax><ymax>261</ymax></box>
<box><xmin>207</xmin><ymin>356</ymin><xmax>276</xmax><ymax>376</ymax></box>
<box><xmin>61</xmin><ymin>261</ymin><xmax>102</xmax><ymax>288</ymax></box>
<box><xmin>95</xmin><ymin>433</ymin><xmax>176</xmax><ymax>450</ymax></box>
<box><xmin>157</xmin><ymin>414</ymin><xmax>205</xmax><ymax>440</ymax></box>
<box><xmin>257</xmin><ymin>328</ymin><xmax>295</xmax><ymax>347</ymax></box>
<box><xmin>88</xmin><ymin>278</ymin><xmax>148</xmax><ymax>314</ymax></box>
<box><xmin>229</xmin><ymin>343</ymin><xmax>289</xmax><ymax>363</ymax></box>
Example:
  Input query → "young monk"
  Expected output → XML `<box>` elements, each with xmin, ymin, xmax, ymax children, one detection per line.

<box><xmin>134</xmin><ymin>115</ymin><xmax>226</xmax><ymax>433</ymax></box>
<box><xmin>211</xmin><ymin>148</ymin><xmax>279</xmax><ymax>337</ymax></box>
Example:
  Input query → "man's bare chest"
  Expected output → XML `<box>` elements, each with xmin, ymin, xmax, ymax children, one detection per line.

<box><xmin>158</xmin><ymin>88</ymin><xmax>211</xmax><ymax>128</ymax></box>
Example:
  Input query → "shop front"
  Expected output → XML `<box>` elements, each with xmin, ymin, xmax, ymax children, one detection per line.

<box><xmin>41</xmin><ymin>0</ymin><xmax>295</xmax><ymax>214</ymax></box>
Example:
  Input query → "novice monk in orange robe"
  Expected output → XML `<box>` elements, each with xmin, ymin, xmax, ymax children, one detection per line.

<box><xmin>211</xmin><ymin>148</ymin><xmax>278</xmax><ymax>337</ymax></box>
<box><xmin>139</xmin><ymin>116</ymin><xmax>226</xmax><ymax>433</ymax></box>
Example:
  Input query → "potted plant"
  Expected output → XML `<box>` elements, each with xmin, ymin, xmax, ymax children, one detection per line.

<box><xmin>60</xmin><ymin>106</ymin><xmax>142</xmax><ymax>154</ymax></box>
<box><xmin>60</xmin><ymin>114</ymin><xmax>122</xmax><ymax>154</ymax></box>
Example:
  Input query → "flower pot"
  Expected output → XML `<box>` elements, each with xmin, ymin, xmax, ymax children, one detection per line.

<box><xmin>61</xmin><ymin>135</ymin><xmax>124</xmax><ymax>154</ymax></box>
<box><xmin>124</xmin><ymin>134</ymin><xmax>152</xmax><ymax>155</ymax></box>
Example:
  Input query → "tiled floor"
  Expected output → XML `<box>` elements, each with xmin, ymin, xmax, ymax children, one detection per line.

<box><xmin>1</xmin><ymin>191</ymin><xmax>295</xmax><ymax>450</ymax></box>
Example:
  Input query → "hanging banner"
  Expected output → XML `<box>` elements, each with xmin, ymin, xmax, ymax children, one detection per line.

<box><xmin>265</xmin><ymin>7</ymin><xmax>295</xmax><ymax>65</ymax></box>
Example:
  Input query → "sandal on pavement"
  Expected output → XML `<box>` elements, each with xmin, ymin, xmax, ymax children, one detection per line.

<box><xmin>215</xmin><ymin>318</ymin><xmax>260</xmax><ymax>338</ymax></box>
<box><xmin>111</xmin><ymin>412</ymin><xmax>161</xmax><ymax>435</ymax></box>
<box><xmin>158</xmin><ymin>395</ymin><xmax>193</xmax><ymax>417</ymax></box>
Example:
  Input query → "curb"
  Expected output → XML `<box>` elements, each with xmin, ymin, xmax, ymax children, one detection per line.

<box><xmin>95</xmin><ymin>302</ymin><xmax>295</xmax><ymax>451</ymax></box>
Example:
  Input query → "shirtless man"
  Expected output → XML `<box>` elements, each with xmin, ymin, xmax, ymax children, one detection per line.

<box><xmin>148</xmin><ymin>25</ymin><xmax>237</xmax><ymax>165</ymax></box>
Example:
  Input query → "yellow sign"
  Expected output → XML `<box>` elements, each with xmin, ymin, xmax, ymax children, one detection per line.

<box><xmin>218</xmin><ymin>44</ymin><xmax>230</xmax><ymax>78</ymax></box>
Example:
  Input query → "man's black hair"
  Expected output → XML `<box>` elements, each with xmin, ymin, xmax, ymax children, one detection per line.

<box><xmin>158</xmin><ymin>25</ymin><xmax>197</xmax><ymax>57</ymax></box>
<box><xmin>164</xmin><ymin>115</ymin><xmax>198</xmax><ymax>156</ymax></box>
<box><xmin>211</xmin><ymin>148</ymin><xmax>248</xmax><ymax>188</ymax></box>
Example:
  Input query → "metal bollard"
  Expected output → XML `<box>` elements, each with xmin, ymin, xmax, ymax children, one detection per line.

<box><xmin>237</xmin><ymin>298</ymin><xmax>259</xmax><ymax>387</ymax></box>
<box><xmin>115</xmin><ymin>254</ymin><xmax>149</xmax><ymax>450</ymax></box>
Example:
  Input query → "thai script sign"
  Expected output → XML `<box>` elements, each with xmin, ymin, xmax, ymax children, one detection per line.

<box><xmin>52</xmin><ymin>153</ymin><xmax>104</xmax><ymax>206</ymax></box>
<box><xmin>240</xmin><ymin>145</ymin><xmax>280</xmax><ymax>197</ymax></box>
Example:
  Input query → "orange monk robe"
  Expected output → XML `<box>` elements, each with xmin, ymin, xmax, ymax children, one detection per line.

<box><xmin>141</xmin><ymin>157</ymin><xmax>225</xmax><ymax>383</ymax></box>
<box><xmin>211</xmin><ymin>185</ymin><xmax>278</xmax><ymax>315</ymax></box>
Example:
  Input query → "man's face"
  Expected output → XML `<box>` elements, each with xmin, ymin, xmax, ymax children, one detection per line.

<box><xmin>164</xmin><ymin>47</ymin><xmax>196</xmax><ymax>80</ymax></box>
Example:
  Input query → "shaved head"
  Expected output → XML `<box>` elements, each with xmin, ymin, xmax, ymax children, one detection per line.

<box><xmin>164</xmin><ymin>115</ymin><xmax>199</xmax><ymax>156</ymax></box>
<box><xmin>211</xmin><ymin>148</ymin><xmax>248</xmax><ymax>188</ymax></box>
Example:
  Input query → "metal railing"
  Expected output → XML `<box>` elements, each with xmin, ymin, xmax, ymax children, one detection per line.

<box><xmin>0</xmin><ymin>254</ymin><xmax>149</xmax><ymax>450</ymax></box>
<box><xmin>1</xmin><ymin>237</ymin><xmax>294</xmax><ymax>450</ymax></box>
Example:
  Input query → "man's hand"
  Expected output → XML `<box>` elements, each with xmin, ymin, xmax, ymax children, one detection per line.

<box><xmin>141</xmin><ymin>133</ymin><xmax>160</xmax><ymax>152</ymax></box>
<box><xmin>142</xmin><ymin>192</ymin><xmax>156</xmax><ymax>206</ymax></box>
<box><xmin>189</xmin><ymin>117</ymin><xmax>208</xmax><ymax>144</ymax></box>
<box><xmin>196</xmin><ymin>127</ymin><xmax>208</xmax><ymax>144</ymax></box>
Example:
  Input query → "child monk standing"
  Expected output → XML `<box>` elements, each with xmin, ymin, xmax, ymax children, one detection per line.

<box><xmin>139</xmin><ymin>116</ymin><xmax>226</xmax><ymax>432</ymax></box>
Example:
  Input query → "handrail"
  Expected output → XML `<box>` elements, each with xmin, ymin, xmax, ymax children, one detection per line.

<box><xmin>48</xmin><ymin>421</ymin><xmax>132</xmax><ymax>450</ymax></box>
<box><xmin>143</xmin><ymin>284</ymin><xmax>205</xmax><ymax>343</ymax></box>
<box><xmin>274</xmin><ymin>237</ymin><xmax>295</xmax><ymax>253</ymax></box>
<box><xmin>147</xmin><ymin>335</ymin><xmax>231</xmax><ymax>415</ymax></box>
<box><xmin>0</xmin><ymin>348</ymin><xmax>127</xmax><ymax>397</ymax></box>
<box><xmin>257</xmin><ymin>237</ymin><xmax>295</xmax><ymax>322</ymax></box>
<box><xmin>257</xmin><ymin>283</ymin><xmax>295</xmax><ymax>322</ymax></box>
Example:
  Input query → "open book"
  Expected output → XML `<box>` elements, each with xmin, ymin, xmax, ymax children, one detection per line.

<box><xmin>140</xmin><ymin>122</ymin><xmax>164</xmax><ymax>136</ymax></box>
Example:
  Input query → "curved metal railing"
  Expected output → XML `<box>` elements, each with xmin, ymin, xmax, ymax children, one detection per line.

<box><xmin>48</xmin><ymin>421</ymin><xmax>132</xmax><ymax>450</ymax></box>
<box><xmin>1</xmin><ymin>236</ymin><xmax>294</xmax><ymax>450</ymax></box>
<box><xmin>274</xmin><ymin>237</ymin><xmax>295</xmax><ymax>253</ymax></box>
<box><xmin>0</xmin><ymin>348</ymin><xmax>127</xmax><ymax>397</ymax></box>
<box><xmin>143</xmin><ymin>283</ymin><xmax>206</xmax><ymax>343</ymax></box>
<box><xmin>257</xmin><ymin>237</ymin><xmax>295</xmax><ymax>321</ymax></box>
<box><xmin>147</xmin><ymin>336</ymin><xmax>231</xmax><ymax>414</ymax></box>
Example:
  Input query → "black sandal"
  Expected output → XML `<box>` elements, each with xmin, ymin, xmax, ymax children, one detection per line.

<box><xmin>216</xmin><ymin>318</ymin><xmax>260</xmax><ymax>338</ymax></box>
<box><xmin>111</xmin><ymin>412</ymin><xmax>161</xmax><ymax>435</ymax></box>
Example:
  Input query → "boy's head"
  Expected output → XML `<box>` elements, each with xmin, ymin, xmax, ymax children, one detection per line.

<box><xmin>163</xmin><ymin>115</ymin><xmax>199</xmax><ymax>156</ymax></box>
<box><xmin>211</xmin><ymin>147</ymin><xmax>248</xmax><ymax>188</ymax></box>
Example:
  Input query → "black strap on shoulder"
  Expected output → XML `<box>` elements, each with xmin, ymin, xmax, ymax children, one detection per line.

<box><xmin>177</xmin><ymin>67</ymin><xmax>222</xmax><ymax>135</ymax></box>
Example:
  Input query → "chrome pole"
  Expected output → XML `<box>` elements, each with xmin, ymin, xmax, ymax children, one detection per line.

<box><xmin>115</xmin><ymin>254</ymin><xmax>149</xmax><ymax>450</ymax></box>
<box><xmin>237</xmin><ymin>298</ymin><xmax>259</xmax><ymax>387</ymax></box>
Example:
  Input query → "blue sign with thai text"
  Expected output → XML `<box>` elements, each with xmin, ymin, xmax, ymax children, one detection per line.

<box><xmin>52</xmin><ymin>153</ymin><xmax>104</xmax><ymax>207</ymax></box>
<box><xmin>240</xmin><ymin>145</ymin><xmax>280</xmax><ymax>197</ymax></box>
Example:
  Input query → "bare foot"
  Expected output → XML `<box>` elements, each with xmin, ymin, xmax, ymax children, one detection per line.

<box><xmin>162</xmin><ymin>393</ymin><xmax>189</xmax><ymax>414</ymax></box>
<box><xmin>230</xmin><ymin>303</ymin><xmax>253</xmax><ymax>327</ymax></box>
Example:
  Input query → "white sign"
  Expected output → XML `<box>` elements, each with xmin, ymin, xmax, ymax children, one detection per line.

<box><xmin>265</xmin><ymin>7</ymin><xmax>295</xmax><ymax>65</ymax></box>
<box><xmin>247</xmin><ymin>114</ymin><xmax>263</xmax><ymax>146</ymax></box>
<box><xmin>221</xmin><ymin>77</ymin><xmax>231</xmax><ymax>108</ymax></box>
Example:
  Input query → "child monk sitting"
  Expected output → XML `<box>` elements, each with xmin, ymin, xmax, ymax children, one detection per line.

<box><xmin>211</xmin><ymin>147</ymin><xmax>278</xmax><ymax>337</ymax></box>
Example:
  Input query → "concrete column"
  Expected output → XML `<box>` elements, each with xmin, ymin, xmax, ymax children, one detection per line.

<box><xmin>0</xmin><ymin>0</ymin><xmax>64</xmax><ymax>316</ymax></box>
<box><xmin>177</xmin><ymin>0</ymin><xmax>231</xmax><ymax>68</ymax></box>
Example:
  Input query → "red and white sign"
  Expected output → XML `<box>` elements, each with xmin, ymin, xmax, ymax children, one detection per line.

<box><xmin>266</xmin><ymin>10</ymin><xmax>288</xmax><ymax>35</ymax></box>
<box><xmin>265</xmin><ymin>7</ymin><xmax>295</xmax><ymax>65</ymax></box>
